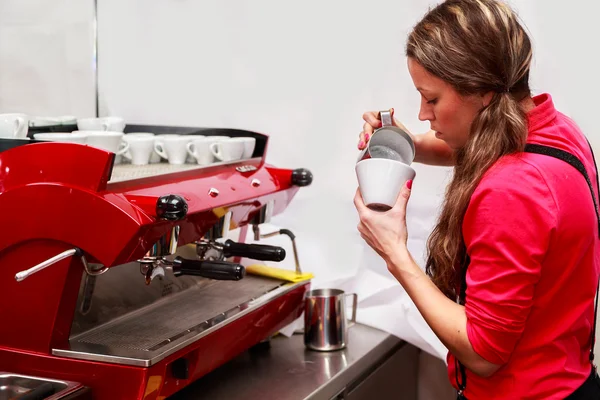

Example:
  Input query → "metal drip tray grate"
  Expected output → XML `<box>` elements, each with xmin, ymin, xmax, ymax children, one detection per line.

<box><xmin>54</xmin><ymin>276</ymin><xmax>299</xmax><ymax>367</ymax></box>
<box><xmin>108</xmin><ymin>157</ymin><xmax>258</xmax><ymax>183</ymax></box>
<box><xmin>109</xmin><ymin>163</ymin><xmax>201</xmax><ymax>182</ymax></box>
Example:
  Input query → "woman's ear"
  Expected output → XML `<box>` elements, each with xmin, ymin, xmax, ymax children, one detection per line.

<box><xmin>482</xmin><ymin>91</ymin><xmax>494</xmax><ymax>107</ymax></box>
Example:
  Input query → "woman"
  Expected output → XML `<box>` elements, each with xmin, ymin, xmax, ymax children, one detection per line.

<box><xmin>354</xmin><ymin>0</ymin><xmax>600</xmax><ymax>398</ymax></box>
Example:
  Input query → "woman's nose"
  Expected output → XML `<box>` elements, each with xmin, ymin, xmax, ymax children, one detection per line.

<box><xmin>418</xmin><ymin>105</ymin><xmax>434</xmax><ymax>122</ymax></box>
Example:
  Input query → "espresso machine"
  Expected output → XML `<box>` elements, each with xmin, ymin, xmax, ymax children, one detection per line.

<box><xmin>0</xmin><ymin>126</ymin><xmax>312</xmax><ymax>399</ymax></box>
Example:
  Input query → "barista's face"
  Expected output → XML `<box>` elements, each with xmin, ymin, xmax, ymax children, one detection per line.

<box><xmin>407</xmin><ymin>57</ymin><xmax>490</xmax><ymax>149</ymax></box>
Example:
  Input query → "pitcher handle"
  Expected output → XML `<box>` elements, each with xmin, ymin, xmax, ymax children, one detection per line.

<box><xmin>378</xmin><ymin>109</ymin><xmax>394</xmax><ymax>127</ymax></box>
<box><xmin>346</xmin><ymin>293</ymin><xmax>357</xmax><ymax>327</ymax></box>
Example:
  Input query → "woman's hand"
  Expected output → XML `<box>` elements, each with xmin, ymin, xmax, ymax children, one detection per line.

<box><xmin>354</xmin><ymin>180</ymin><xmax>413</xmax><ymax>268</ymax></box>
<box><xmin>358</xmin><ymin>108</ymin><xmax>415</xmax><ymax>150</ymax></box>
<box><xmin>358</xmin><ymin>109</ymin><xmax>455</xmax><ymax>166</ymax></box>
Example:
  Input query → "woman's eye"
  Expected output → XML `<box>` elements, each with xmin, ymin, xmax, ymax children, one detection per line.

<box><xmin>427</xmin><ymin>98</ymin><xmax>438</xmax><ymax>105</ymax></box>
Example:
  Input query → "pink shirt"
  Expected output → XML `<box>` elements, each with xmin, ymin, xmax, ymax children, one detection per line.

<box><xmin>447</xmin><ymin>94</ymin><xmax>600</xmax><ymax>399</ymax></box>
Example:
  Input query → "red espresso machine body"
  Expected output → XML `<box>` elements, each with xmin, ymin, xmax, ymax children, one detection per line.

<box><xmin>0</xmin><ymin>127</ymin><xmax>313</xmax><ymax>399</ymax></box>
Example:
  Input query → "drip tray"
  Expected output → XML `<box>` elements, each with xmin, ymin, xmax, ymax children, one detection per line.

<box><xmin>53</xmin><ymin>276</ymin><xmax>302</xmax><ymax>367</ymax></box>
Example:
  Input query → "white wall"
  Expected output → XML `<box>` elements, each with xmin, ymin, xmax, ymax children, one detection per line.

<box><xmin>0</xmin><ymin>0</ymin><xmax>96</xmax><ymax>116</ymax></box>
<box><xmin>96</xmin><ymin>0</ymin><xmax>600</xmax><ymax>359</ymax></box>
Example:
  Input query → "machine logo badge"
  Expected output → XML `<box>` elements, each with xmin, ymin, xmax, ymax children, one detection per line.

<box><xmin>235</xmin><ymin>165</ymin><xmax>258</xmax><ymax>173</ymax></box>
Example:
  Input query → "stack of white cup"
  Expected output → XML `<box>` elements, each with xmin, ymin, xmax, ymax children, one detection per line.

<box><xmin>27</xmin><ymin>115</ymin><xmax>259</xmax><ymax>167</ymax></box>
<box><xmin>32</xmin><ymin>117</ymin><xmax>129</xmax><ymax>159</ymax></box>
<box><xmin>153</xmin><ymin>135</ymin><xmax>256</xmax><ymax>166</ymax></box>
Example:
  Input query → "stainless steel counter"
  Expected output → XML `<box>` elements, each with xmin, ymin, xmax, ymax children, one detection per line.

<box><xmin>168</xmin><ymin>323</ymin><xmax>418</xmax><ymax>400</ymax></box>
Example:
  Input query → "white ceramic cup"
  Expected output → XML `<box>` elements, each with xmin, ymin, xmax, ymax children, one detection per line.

<box><xmin>239</xmin><ymin>137</ymin><xmax>256</xmax><ymax>158</ymax></box>
<box><xmin>0</xmin><ymin>113</ymin><xmax>29</xmax><ymax>138</ymax></box>
<box><xmin>125</xmin><ymin>133</ymin><xmax>159</xmax><ymax>163</ymax></box>
<box><xmin>122</xmin><ymin>135</ymin><xmax>155</xmax><ymax>165</ymax></box>
<box><xmin>77</xmin><ymin>117</ymin><xmax>126</xmax><ymax>132</ymax></box>
<box><xmin>33</xmin><ymin>132</ymin><xmax>88</xmax><ymax>144</ymax></box>
<box><xmin>154</xmin><ymin>135</ymin><xmax>190</xmax><ymax>165</ymax></box>
<box><xmin>206</xmin><ymin>136</ymin><xmax>230</xmax><ymax>142</ymax></box>
<box><xmin>210</xmin><ymin>138</ymin><xmax>245</xmax><ymax>162</ymax></box>
<box><xmin>187</xmin><ymin>137</ymin><xmax>215</xmax><ymax>165</ymax></box>
<box><xmin>30</xmin><ymin>115</ymin><xmax>77</xmax><ymax>127</ymax></box>
<box><xmin>355</xmin><ymin>158</ymin><xmax>416</xmax><ymax>212</ymax></box>
<box><xmin>183</xmin><ymin>135</ymin><xmax>208</xmax><ymax>163</ymax></box>
<box><xmin>75</xmin><ymin>130</ymin><xmax>129</xmax><ymax>155</ymax></box>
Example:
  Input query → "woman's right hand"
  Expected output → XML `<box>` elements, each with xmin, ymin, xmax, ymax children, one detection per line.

<box><xmin>358</xmin><ymin>108</ymin><xmax>414</xmax><ymax>150</ymax></box>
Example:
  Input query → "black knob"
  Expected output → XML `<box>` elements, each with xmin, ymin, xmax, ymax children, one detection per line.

<box><xmin>291</xmin><ymin>168</ymin><xmax>313</xmax><ymax>187</ymax></box>
<box><xmin>156</xmin><ymin>195</ymin><xmax>188</xmax><ymax>221</ymax></box>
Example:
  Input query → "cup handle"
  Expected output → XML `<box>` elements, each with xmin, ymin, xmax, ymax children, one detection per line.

<box><xmin>102</xmin><ymin>121</ymin><xmax>110</xmax><ymax>131</ymax></box>
<box><xmin>116</xmin><ymin>141</ymin><xmax>130</xmax><ymax>156</ymax></box>
<box><xmin>210</xmin><ymin>142</ymin><xmax>222</xmax><ymax>160</ymax></box>
<box><xmin>379</xmin><ymin>109</ymin><xmax>393</xmax><ymax>127</ymax></box>
<box><xmin>346</xmin><ymin>293</ymin><xmax>357</xmax><ymax>327</ymax></box>
<box><xmin>186</xmin><ymin>142</ymin><xmax>196</xmax><ymax>160</ymax></box>
<box><xmin>122</xmin><ymin>148</ymin><xmax>133</xmax><ymax>160</ymax></box>
<box><xmin>14</xmin><ymin>117</ymin><xmax>26</xmax><ymax>138</ymax></box>
<box><xmin>154</xmin><ymin>142</ymin><xmax>168</xmax><ymax>160</ymax></box>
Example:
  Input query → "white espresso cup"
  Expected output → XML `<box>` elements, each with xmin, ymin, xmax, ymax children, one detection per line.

<box><xmin>187</xmin><ymin>137</ymin><xmax>215</xmax><ymax>166</ymax></box>
<box><xmin>210</xmin><ymin>138</ymin><xmax>245</xmax><ymax>162</ymax></box>
<box><xmin>355</xmin><ymin>158</ymin><xmax>416</xmax><ymax>212</ymax></box>
<box><xmin>154</xmin><ymin>135</ymin><xmax>189</xmax><ymax>165</ymax></box>
<box><xmin>125</xmin><ymin>132</ymin><xmax>159</xmax><ymax>163</ymax></box>
<box><xmin>75</xmin><ymin>130</ymin><xmax>129</xmax><ymax>155</ymax></box>
<box><xmin>0</xmin><ymin>113</ymin><xmax>29</xmax><ymax>138</ymax></box>
<box><xmin>33</xmin><ymin>132</ymin><xmax>88</xmax><ymax>144</ymax></box>
<box><xmin>77</xmin><ymin>116</ymin><xmax>126</xmax><ymax>132</ymax></box>
<box><xmin>239</xmin><ymin>137</ymin><xmax>256</xmax><ymax>159</ymax></box>
<box><xmin>123</xmin><ymin>135</ymin><xmax>155</xmax><ymax>165</ymax></box>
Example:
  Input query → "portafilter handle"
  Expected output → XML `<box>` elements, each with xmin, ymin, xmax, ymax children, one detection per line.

<box><xmin>171</xmin><ymin>256</ymin><xmax>245</xmax><ymax>281</ymax></box>
<box><xmin>222</xmin><ymin>239</ymin><xmax>286</xmax><ymax>262</ymax></box>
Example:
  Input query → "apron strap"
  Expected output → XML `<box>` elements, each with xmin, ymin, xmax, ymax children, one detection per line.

<box><xmin>524</xmin><ymin>143</ymin><xmax>599</xmax><ymax>363</ymax></box>
<box><xmin>524</xmin><ymin>144</ymin><xmax>600</xmax><ymax>237</ymax></box>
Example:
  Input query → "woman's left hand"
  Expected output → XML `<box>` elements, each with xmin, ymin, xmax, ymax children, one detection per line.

<box><xmin>354</xmin><ymin>180</ymin><xmax>413</xmax><ymax>266</ymax></box>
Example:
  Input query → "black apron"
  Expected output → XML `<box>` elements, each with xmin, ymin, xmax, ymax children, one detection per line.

<box><xmin>455</xmin><ymin>142</ymin><xmax>600</xmax><ymax>399</ymax></box>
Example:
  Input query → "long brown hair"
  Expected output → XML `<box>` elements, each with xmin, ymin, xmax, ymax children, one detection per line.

<box><xmin>406</xmin><ymin>0</ymin><xmax>533</xmax><ymax>299</ymax></box>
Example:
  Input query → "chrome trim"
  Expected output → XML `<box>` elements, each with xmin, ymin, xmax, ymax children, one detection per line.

<box><xmin>81</xmin><ymin>254</ymin><xmax>109</xmax><ymax>276</ymax></box>
<box><xmin>0</xmin><ymin>372</ymin><xmax>83</xmax><ymax>400</ymax></box>
<box><xmin>52</xmin><ymin>280</ymin><xmax>307</xmax><ymax>367</ymax></box>
<box><xmin>15</xmin><ymin>248</ymin><xmax>78</xmax><ymax>282</ymax></box>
